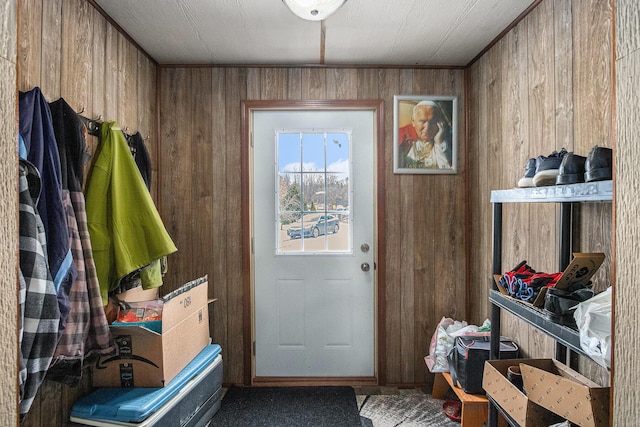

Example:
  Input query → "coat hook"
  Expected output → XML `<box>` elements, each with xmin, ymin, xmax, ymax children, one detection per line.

<box><xmin>78</xmin><ymin>106</ymin><xmax>85</xmax><ymax>114</ymax></box>
<box><xmin>144</xmin><ymin>135</ymin><xmax>150</xmax><ymax>141</ymax></box>
<box><xmin>123</xmin><ymin>127</ymin><xmax>129</xmax><ymax>133</ymax></box>
<box><xmin>95</xmin><ymin>114</ymin><xmax>102</xmax><ymax>121</ymax></box>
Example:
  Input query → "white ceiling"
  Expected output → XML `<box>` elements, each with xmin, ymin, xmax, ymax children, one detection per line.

<box><xmin>94</xmin><ymin>0</ymin><xmax>537</xmax><ymax>67</ymax></box>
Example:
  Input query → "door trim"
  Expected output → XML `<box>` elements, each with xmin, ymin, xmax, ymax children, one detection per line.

<box><xmin>241</xmin><ymin>99</ymin><xmax>386</xmax><ymax>386</ymax></box>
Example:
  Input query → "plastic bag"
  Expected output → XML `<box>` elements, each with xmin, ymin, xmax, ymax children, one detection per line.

<box><xmin>425</xmin><ymin>317</ymin><xmax>491</xmax><ymax>373</ymax></box>
<box><xmin>574</xmin><ymin>287</ymin><xmax>612</xmax><ymax>369</ymax></box>
<box><xmin>425</xmin><ymin>317</ymin><xmax>464</xmax><ymax>373</ymax></box>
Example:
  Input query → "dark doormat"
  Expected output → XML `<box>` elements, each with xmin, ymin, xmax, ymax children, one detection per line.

<box><xmin>210</xmin><ymin>385</ymin><xmax>364</xmax><ymax>426</ymax></box>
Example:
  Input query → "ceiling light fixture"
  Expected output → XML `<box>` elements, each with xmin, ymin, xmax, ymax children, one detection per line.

<box><xmin>282</xmin><ymin>0</ymin><xmax>347</xmax><ymax>21</ymax></box>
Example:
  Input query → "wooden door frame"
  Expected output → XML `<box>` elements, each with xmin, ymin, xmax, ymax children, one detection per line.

<box><xmin>241</xmin><ymin>99</ymin><xmax>386</xmax><ymax>386</ymax></box>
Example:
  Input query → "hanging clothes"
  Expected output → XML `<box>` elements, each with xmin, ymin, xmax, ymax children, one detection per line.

<box><xmin>18</xmin><ymin>158</ymin><xmax>61</xmax><ymax>419</ymax></box>
<box><xmin>111</xmin><ymin>131</ymin><xmax>164</xmax><ymax>295</ymax></box>
<box><xmin>85</xmin><ymin>121</ymin><xmax>177</xmax><ymax>305</ymax></box>
<box><xmin>127</xmin><ymin>131</ymin><xmax>152</xmax><ymax>190</ymax></box>
<box><xmin>19</xmin><ymin>87</ymin><xmax>75</xmax><ymax>293</ymax></box>
<box><xmin>46</xmin><ymin>98</ymin><xmax>114</xmax><ymax>385</ymax></box>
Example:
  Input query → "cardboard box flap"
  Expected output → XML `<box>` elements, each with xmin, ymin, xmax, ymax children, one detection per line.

<box><xmin>483</xmin><ymin>359</ymin><xmax>566</xmax><ymax>427</ymax></box>
<box><xmin>520</xmin><ymin>360</ymin><xmax>610</xmax><ymax>427</ymax></box>
<box><xmin>555</xmin><ymin>253</ymin><xmax>605</xmax><ymax>290</ymax></box>
<box><xmin>162</xmin><ymin>276</ymin><xmax>209</xmax><ymax>332</ymax></box>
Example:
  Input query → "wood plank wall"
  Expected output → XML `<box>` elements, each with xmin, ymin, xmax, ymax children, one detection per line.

<box><xmin>614</xmin><ymin>0</ymin><xmax>640</xmax><ymax>423</ymax></box>
<box><xmin>18</xmin><ymin>0</ymin><xmax>158</xmax><ymax>200</ymax></box>
<box><xmin>13</xmin><ymin>0</ymin><xmax>620</xmax><ymax>424</ymax></box>
<box><xmin>0</xmin><ymin>1</ymin><xmax>18</xmax><ymax>425</ymax></box>
<box><xmin>468</xmin><ymin>0</ymin><xmax>613</xmax><ymax>384</ymax></box>
<box><xmin>158</xmin><ymin>67</ymin><xmax>467</xmax><ymax>387</ymax></box>
<box><xmin>17</xmin><ymin>0</ymin><xmax>157</xmax><ymax>425</ymax></box>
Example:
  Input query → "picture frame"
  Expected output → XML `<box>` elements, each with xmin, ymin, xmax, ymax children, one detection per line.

<box><xmin>393</xmin><ymin>95</ymin><xmax>457</xmax><ymax>174</ymax></box>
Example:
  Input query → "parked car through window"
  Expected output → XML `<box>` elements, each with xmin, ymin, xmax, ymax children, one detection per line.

<box><xmin>287</xmin><ymin>214</ymin><xmax>340</xmax><ymax>239</ymax></box>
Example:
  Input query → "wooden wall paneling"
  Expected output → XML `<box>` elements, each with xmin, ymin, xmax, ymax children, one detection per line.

<box><xmin>261</xmin><ymin>68</ymin><xmax>288</xmax><ymax>100</ymax></box>
<box><xmin>467</xmin><ymin>58</ymin><xmax>486</xmax><ymax>325</ymax></box>
<box><xmin>553</xmin><ymin>0</ymin><xmax>574</xmax><ymax>152</ymax></box>
<box><xmin>327</xmin><ymin>68</ymin><xmax>357</xmax><ymax>99</ymax></box>
<box><xmin>301</xmin><ymin>68</ymin><xmax>327</xmax><ymax>99</ymax></box>
<box><xmin>245</xmin><ymin>68</ymin><xmax>260</xmax><ymax>99</ymax></box>
<box><xmin>61</xmin><ymin>0</ymin><xmax>93</xmax><ymax>188</ymax></box>
<box><xmin>355</xmin><ymin>68</ymin><xmax>378</xmax><ymax>100</ymax></box>
<box><xmin>524</xmin><ymin>0</ymin><xmax>556</xmax><ymax>274</ymax></box>
<box><xmin>224</xmin><ymin>68</ymin><xmax>247</xmax><ymax>384</ymax></box>
<box><xmin>87</xmin><ymin>6</ymin><xmax>106</xmax><ymax>164</ymax></box>
<box><xmin>409</xmin><ymin>70</ymin><xmax>437</xmax><ymax>384</ymax></box>
<box><xmin>499</xmin><ymin>20</ymin><xmax>534</xmax><ymax>356</ymax></box>
<box><xmin>121</xmin><ymin>37</ymin><xmax>139</xmax><ymax>131</ymax></box>
<box><xmin>0</xmin><ymin>0</ymin><xmax>17</xmax><ymax>419</ymax></box>
<box><xmin>190</xmin><ymin>68</ymin><xmax>214</xmax><ymax>285</ymax></box>
<box><xmin>41</xmin><ymin>0</ymin><xmax>62</xmax><ymax>99</ymax></box>
<box><xmin>117</xmin><ymin>33</ymin><xmax>135</xmax><ymax>129</ymax></box>
<box><xmin>483</xmin><ymin>42</ymin><xmax>517</xmax><ymax>346</ymax></box>
<box><xmin>159</xmin><ymin>68</ymin><xmax>193</xmax><ymax>292</ymax></box>
<box><xmin>500</xmin><ymin>24</ymin><xmax>529</xmax><ymax>272</ymax></box>
<box><xmin>103</xmin><ymin>24</ymin><xmax>118</xmax><ymax>122</ymax></box>
<box><xmin>615</xmin><ymin>1</ymin><xmax>640</xmax><ymax>421</ymax></box>
<box><xmin>572</xmin><ymin>0</ymin><xmax>612</xmax><ymax>157</ymax></box>
<box><xmin>433</xmin><ymin>70</ymin><xmax>466</xmax><ymax>322</ymax></box>
<box><xmin>0</xmin><ymin>23</ymin><xmax>17</xmax><ymax>425</ymax></box>
<box><xmin>399</xmin><ymin>74</ymin><xmax>422</xmax><ymax>385</ymax></box>
<box><xmin>377</xmin><ymin>68</ymin><xmax>399</xmax><ymax>385</ymax></box>
<box><xmin>18</xmin><ymin>0</ymin><xmax>42</xmax><ymax>90</ymax></box>
<box><xmin>286</xmin><ymin>67</ymin><xmax>302</xmax><ymax>99</ymax></box>
<box><xmin>551</xmin><ymin>0</ymin><xmax>576</xmax><ymax>363</ymax></box>
<box><xmin>571</xmin><ymin>0</ymin><xmax>613</xmax><ymax>381</ymax></box>
<box><xmin>421</xmin><ymin>70</ymin><xmax>465</xmax><ymax>383</ymax></box>
<box><xmin>572</xmin><ymin>0</ymin><xmax>613</xmax><ymax>298</ymax></box>
<box><xmin>382</xmin><ymin>68</ymin><xmax>404</xmax><ymax>384</ymax></box>
<box><xmin>61</xmin><ymin>0</ymin><xmax>93</xmax><ymax>113</ymax></box>
<box><xmin>209</xmin><ymin>67</ymin><xmax>229</xmax><ymax>371</ymax></box>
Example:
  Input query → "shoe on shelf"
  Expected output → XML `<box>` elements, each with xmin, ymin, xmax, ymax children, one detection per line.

<box><xmin>556</xmin><ymin>152</ymin><xmax>587</xmax><ymax>185</ymax></box>
<box><xmin>584</xmin><ymin>145</ymin><xmax>612</xmax><ymax>182</ymax></box>
<box><xmin>533</xmin><ymin>148</ymin><xmax>568</xmax><ymax>187</ymax></box>
<box><xmin>543</xmin><ymin>287</ymin><xmax>595</xmax><ymax>327</ymax></box>
<box><xmin>517</xmin><ymin>158</ymin><xmax>536</xmax><ymax>188</ymax></box>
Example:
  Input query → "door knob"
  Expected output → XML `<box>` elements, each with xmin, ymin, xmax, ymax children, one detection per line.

<box><xmin>361</xmin><ymin>262</ymin><xmax>370</xmax><ymax>272</ymax></box>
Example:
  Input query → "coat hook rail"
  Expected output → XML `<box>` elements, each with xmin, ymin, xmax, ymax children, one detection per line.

<box><xmin>78</xmin><ymin>114</ymin><xmax>102</xmax><ymax>137</ymax></box>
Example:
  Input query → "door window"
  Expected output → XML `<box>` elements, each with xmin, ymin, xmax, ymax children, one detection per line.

<box><xmin>276</xmin><ymin>131</ymin><xmax>351</xmax><ymax>254</ymax></box>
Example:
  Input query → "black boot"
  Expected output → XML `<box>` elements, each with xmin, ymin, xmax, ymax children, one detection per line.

<box><xmin>584</xmin><ymin>145</ymin><xmax>612</xmax><ymax>182</ymax></box>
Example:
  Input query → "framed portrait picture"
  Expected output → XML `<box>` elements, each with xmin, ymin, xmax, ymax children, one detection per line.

<box><xmin>393</xmin><ymin>95</ymin><xmax>457</xmax><ymax>174</ymax></box>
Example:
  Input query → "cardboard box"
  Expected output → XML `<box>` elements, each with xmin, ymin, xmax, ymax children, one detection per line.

<box><xmin>93</xmin><ymin>276</ymin><xmax>212</xmax><ymax>388</ymax></box>
<box><xmin>520</xmin><ymin>359</ymin><xmax>610</xmax><ymax>427</ymax></box>
<box><xmin>483</xmin><ymin>359</ymin><xmax>565</xmax><ymax>427</ymax></box>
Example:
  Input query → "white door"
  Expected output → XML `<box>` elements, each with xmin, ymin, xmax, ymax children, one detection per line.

<box><xmin>253</xmin><ymin>109</ymin><xmax>375</xmax><ymax>378</ymax></box>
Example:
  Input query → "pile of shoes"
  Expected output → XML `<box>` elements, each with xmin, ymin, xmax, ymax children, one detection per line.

<box><xmin>497</xmin><ymin>261</ymin><xmax>596</xmax><ymax>328</ymax></box>
<box><xmin>517</xmin><ymin>145</ymin><xmax>612</xmax><ymax>188</ymax></box>
<box><xmin>497</xmin><ymin>261</ymin><xmax>562</xmax><ymax>303</ymax></box>
<box><xmin>543</xmin><ymin>284</ymin><xmax>594</xmax><ymax>328</ymax></box>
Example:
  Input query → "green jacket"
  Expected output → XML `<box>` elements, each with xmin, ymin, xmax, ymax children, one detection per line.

<box><xmin>85</xmin><ymin>122</ymin><xmax>177</xmax><ymax>304</ymax></box>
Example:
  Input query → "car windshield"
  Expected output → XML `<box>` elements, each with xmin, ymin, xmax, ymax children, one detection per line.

<box><xmin>293</xmin><ymin>215</ymin><xmax>321</xmax><ymax>225</ymax></box>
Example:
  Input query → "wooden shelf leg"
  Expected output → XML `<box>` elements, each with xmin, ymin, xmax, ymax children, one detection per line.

<box><xmin>431</xmin><ymin>372</ymin><xmax>448</xmax><ymax>399</ymax></box>
<box><xmin>461</xmin><ymin>402</ymin><xmax>488</xmax><ymax>427</ymax></box>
